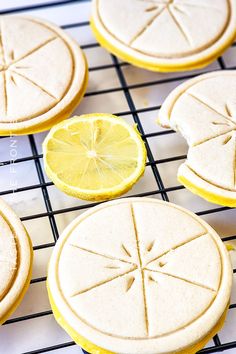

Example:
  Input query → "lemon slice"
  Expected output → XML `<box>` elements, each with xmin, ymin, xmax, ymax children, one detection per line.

<box><xmin>43</xmin><ymin>114</ymin><xmax>147</xmax><ymax>200</ymax></box>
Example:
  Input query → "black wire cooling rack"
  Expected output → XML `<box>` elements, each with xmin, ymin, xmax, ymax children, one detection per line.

<box><xmin>0</xmin><ymin>0</ymin><xmax>236</xmax><ymax>353</ymax></box>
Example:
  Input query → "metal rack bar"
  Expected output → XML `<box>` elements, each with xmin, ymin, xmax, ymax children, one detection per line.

<box><xmin>0</xmin><ymin>1</ymin><xmax>235</xmax><ymax>354</ymax></box>
<box><xmin>28</xmin><ymin>135</ymin><xmax>59</xmax><ymax>242</ymax></box>
<box><xmin>111</xmin><ymin>55</ymin><xmax>169</xmax><ymax>202</ymax></box>
<box><xmin>0</xmin><ymin>0</ymin><xmax>89</xmax><ymax>15</ymax></box>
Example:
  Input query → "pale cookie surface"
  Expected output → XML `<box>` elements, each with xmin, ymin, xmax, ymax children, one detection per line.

<box><xmin>91</xmin><ymin>0</ymin><xmax>236</xmax><ymax>71</ymax></box>
<box><xmin>0</xmin><ymin>198</ymin><xmax>32</xmax><ymax>323</ymax></box>
<box><xmin>159</xmin><ymin>71</ymin><xmax>236</xmax><ymax>206</ymax></box>
<box><xmin>0</xmin><ymin>16</ymin><xmax>87</xmax><ymax>135</ymax></box>
<box><xmin>0</xmin><ymin>216</ymin><xmax>17</xmax><ymax>302</ymax></box>
<box><xmin>48</xmin><ymin>198</ymin><xmax>232</xmax><ymax>354</ymax></box>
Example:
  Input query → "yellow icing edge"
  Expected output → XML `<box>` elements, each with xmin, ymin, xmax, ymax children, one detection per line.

<box><xmin>178</xmin><ymin>174</ymin><xmax>236</xmax><ymax>208</ymax></box>
<box><xmin>47</xmin><ymin>280</ymin><xmax>229</xmax><ymax>354</ymax></box>
<box><xmin>226</xmin><ymin>244</ymin><xmax>235</xmax><ymax>252</ymax></box>
<box><xmin>47</xmin><ymin>281</ymin><xmax>114</xmax><ymax>354</ymax></box>
<box><xmin>0</xmin><ymin>231</ymin><xmax>33</xmax><ymax>325</ymax></box>
<box><xmin>90</xmin><ymin>18</ymin><xmax>236</xmax><ymax>73</ymax></box>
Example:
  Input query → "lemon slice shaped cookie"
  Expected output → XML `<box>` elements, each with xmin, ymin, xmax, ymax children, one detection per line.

<box><xmin>0</xmin><ymin>197</ymin><xmax>33</xmax><ymax>325</ymax></box>
<box><xmin>47</xmin><ymin>198</ymin><xmax>232</xmax><ymax>354</ymax></box>
<box><xmin>0</xmin><ymin>16</ymin><xmax>88</xmax><ymax>135</ymax></box>
<box><xmin>91</xmin><ymin>0</ymin><xmax>236</xmax><ymax>72</ymax></box>
<box><xmin>43</xmin><ymin>114</ymin><xmax>147</xmax><ymax>200</ymax></box>
<box><xmin>159</xmin><ymin>70</ymin><xmax>236</xmax><ymax>207</ymax></box>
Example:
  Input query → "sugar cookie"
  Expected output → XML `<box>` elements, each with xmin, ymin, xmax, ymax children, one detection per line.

<box><xmin>48</xmin><ymin>198</ymin><xmax>232</xmax><ymax>354</ymax></box>
<box><xmin>159</xmin><ymin>70</ymin><xmax>236</xmax><ymax>207</ymax></box>
<box><xmin>0</xmin><ymin>16</ymin><xmax>88</xmax><ymax>135</ymax></box>
<box><xmin>0</xmin><ymin>198</ymin><xmax>33</xmax><ymax>325</ymax></box>
<box><xmin>91</xmin><ymin>0</ymin><xmax>236</xmax><ymax>72</ymax></box>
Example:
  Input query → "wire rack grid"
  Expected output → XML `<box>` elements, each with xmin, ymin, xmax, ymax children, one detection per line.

<box><xmin>0</xmin><ymin>0</ymin><xmax>236</xmax><ymax>353</ymax></box>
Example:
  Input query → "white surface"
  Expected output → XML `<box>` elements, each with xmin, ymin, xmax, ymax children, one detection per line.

<box><xmin>0</xmin><ymin>1</ymin><xmax>235</xmax><ymax>354</ymax></box>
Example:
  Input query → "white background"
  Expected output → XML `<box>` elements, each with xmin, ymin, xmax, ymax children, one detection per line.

<box><xmin>0</xmin><ymin>0</ymin><xmax>236</xmax><ymax>353</ymax></box>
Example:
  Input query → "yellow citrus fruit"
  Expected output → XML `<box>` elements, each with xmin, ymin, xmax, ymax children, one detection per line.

<box><xmin>43</xmin><ymin>114</ymin><xmax>147</xmax><ymax>200</ymax></box>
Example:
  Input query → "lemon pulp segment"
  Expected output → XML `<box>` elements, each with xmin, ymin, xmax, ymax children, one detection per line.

<box><xmin>43</xmin><ymin>114</ymin><xmax>146</xmax><ymax>200</ymax></box>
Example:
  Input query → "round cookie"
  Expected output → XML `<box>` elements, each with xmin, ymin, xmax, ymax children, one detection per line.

<box><xmin>0</xmin><ymin>16</ymin><xmax>88</xmax><ymax>135</ymax></box>
<box><xmin>159</xmin><ymin>70</ymin><xmax>236</xmax><ymax>207</ymax></box>
<box><xmin>91</xmin><ymin>0</ymin><xmax>236</xmax><ymax>72</ymax></box>
<box><xmin>0</xmin><ymin>197</ymin><xmax>33</xmax><ymax>325</ymax></box>
<box><xmin>47</xmin><ymin>198</ymin><xmax>232</xmax><ymax>354</ymax></box>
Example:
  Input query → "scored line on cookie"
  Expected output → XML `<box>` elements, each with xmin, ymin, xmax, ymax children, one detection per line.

<box><xmin>69</xmin><ymin>244</ymin><xmax>136</xmax><ymax>265</ymax></box>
